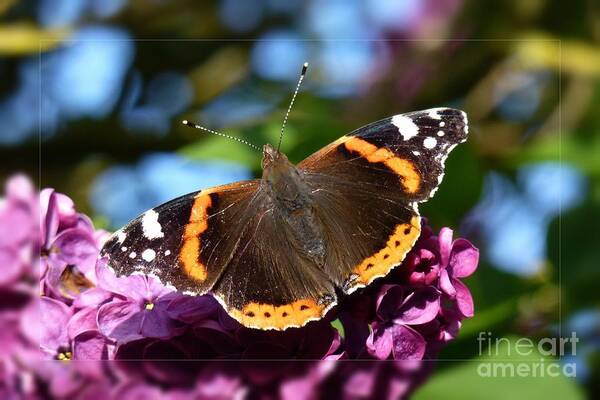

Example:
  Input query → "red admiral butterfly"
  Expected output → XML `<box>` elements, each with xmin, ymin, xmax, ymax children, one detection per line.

<box><xmin>101</xmin><ymin>64</ymin><xmax>468</xmax><ymax>330</ymax></box>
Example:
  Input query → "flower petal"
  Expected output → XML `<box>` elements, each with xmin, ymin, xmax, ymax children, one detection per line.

<box><xmin>390</xmin><ymin>324</ymin><xmax>426</xmax><ymax>360</ymax></box>
<box><xmin>72</xmin><ymin>287</ymin><xmax>112</xmax><ymax>308</ymax></box>
<box><xmin>97</xmin><ymin>300</ymin><xmax>144</xmax><ymax>343</ymax></box>
<box><xmin>437</xmin><ymin>227</ymin><xmax>453</xmax><ymax>267</ymax></box>
<box><xmin>325</xmin><ymin>329</ymin><xmax>343</xmax><ymax>359</ymax></box>
<box><xmin>146</xmin><ymin>274</ymin><xmax>175</xmax><ymax>298</ymax></box>
<box><xmin>6</xmin><ymin>174</ymin><xmax>35</xmax><ymax>203</ymax></box>
<box><xmin>0</xmin><ymin>200</ymin><xmax>33</xmax><ymax>247</ymax></box>
<box><xmin>54</xmin><ymin>192</ymin><xmax>78</xmax><ymax>229</ymax></box>
<box><xmin>68</xmin><ymin>307</ymin><xmax>99</xmax><ymax>340</ymax></box>
<box><xmin>52</xmin><ymin>228</ymin><xmax>99</xmax><ymax>272</ymax></box>
<box><xmin>343</xmin><ymin>369</ymin><xmax>376</xmax><ymax>398</ymax></box>
<box><xmin>439</xmin><ymin>306</ymin><xmax>462</xmax><ymax>342</ymax></box>
<box><xmin>406</xmin><ymin>248</ymin><xmax>440</xmax><ymax>286</ymax></box>
<box><xmin>438</xmin><ymin>268</ymin><xmax>456</xmax><ymax>297</ymax></box>
<box><xmin>40</xmin><ymin>189</ymin><xmax>59</xmax><ymax>247</ymax></box>
<box><xmin>0</xmin><ymin>246</ymin><xmax>22</xmax><ymax>286</ymax></box>
<box><xmin>40</xmin><ymin>296</ymin><xmax>72</xmax><ymax>352</ymax></box>
<box><xmin>375</xmin><ymin>284</ymin><xmax>404</xmax><ymax>321</ymax></box>
<box><xmin>141</xmin><ymin>305</ymin><xmax>182</xmax><ymax>339</ymax></box>
<box><xmin>96</xmin><ymin>261</ymin><xmax>147</xmax><ymax>302</ymax></box>
<box><xmin>73</xmin><ymin>331</ymin><xmax>108</xmax><ymax>360</ymax></box>
<box><xmin>395</xmin><ymin>286</ymin><xmax>440</xmax><ymax>325</ymax></box>
<box><xmin>452</xmin><ymin>278</ymin><xmax>475</xmax><ymax>317</ymax></box>
<box><xmin>20</xmin><ymin>299</ymin><xmax>41</xmax><ymax>346</ymax></box>
<box><xmin>166</xmin><ymin>294</ymin><xmax>218</xmax><ymax>323</ymax></box>
<box><xmin>366</xmin><ymin>322</ymin><xmax>393</xmax><ymax>360</ymax></box>
<box><xmin>449</xmin><ymin>238</ymin><xmax>479</xmax><ymax>278</ymax></box>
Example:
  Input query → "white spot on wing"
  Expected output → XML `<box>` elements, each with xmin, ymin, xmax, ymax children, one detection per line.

<box><xmin>129</xmin><ymin>251</ymin><xmax>136</xmax><ymax>259</ymax></box>
<box><xmin>164</xmin><ymin>250</ymin><xmax>171</xmax><ymax>256</ymax></box>
<box><xmin>121</xmin><ymin>246</ymin><xmax>127</xmax><ymax>252</ymax></box>
<box><xmin>427</xmin><ymin>108</ymin><xmax>444</xmax><ymax>120</ymax></box>
<box><xmin>391</xmin><ymin>115</ymin><xmax>419</xmax><ymax>141</ymax></box>
<box><xmin>142</xmin><ymin>248</ymin><xmax>156</xmax><ymax>262</ymax></box>
<box><xmin>116</xmin><ymin>230</ymin><xmax>126</xmax><ymax>243</ymax></box>
<box><xmin>412</xmin><ymin>151</ymin><xmax>420</xmax><ymax>156</ymax></box>
<box><xmin>423</xmin><ymin>137</ymin><xmax>437</xmax><ymax>149</ymax></box>
<box><xmin>439</xmin><ymin>121</ymin><xmax>445</xmax><ymax>127</ymax></box>
<box><xmin>437</xmin><ymin>130</ymin><xmax>445</xmax><ymax>137</ymax></box>
<box><xmin>141</xmin><ymin>210</ymin><xmax>164</xmax><ymax>239</ymax></box>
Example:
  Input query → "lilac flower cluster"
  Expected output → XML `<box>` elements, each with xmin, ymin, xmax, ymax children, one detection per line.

<box><xmin>1</xmin><ymin>175</ymin><xmax>479</xmax><ymax>399</ymax></box>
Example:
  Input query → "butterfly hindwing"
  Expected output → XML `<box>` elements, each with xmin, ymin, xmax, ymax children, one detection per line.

<box><xmin>303</xmin><ymin>172</ymin><xmax>422</xmax><ymax>294</ymax></box>
<box><xmin>211</xmin><ymin>189</ymin><xmax>337</xmax><ymax>330</ymax></box>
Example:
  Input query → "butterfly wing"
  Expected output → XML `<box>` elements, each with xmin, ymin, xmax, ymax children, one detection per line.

<box><xmin>210</xmin><ymin>192</ymin><xmax>338</xmax><ymax>330</ymax></box>
<box><xmin>298</xmin><ymin>108</ymin><xmax>468</xmax><ymax>293</ymax></box>
<box><xmin>100</xmin><ymin>180</ymin><xmax>261</xmax><ymax>295</ymax></box>
<box><xmin>101</xmin><ymin>179</ymin><xmax>337</xmax><ymax>330</ymax></box>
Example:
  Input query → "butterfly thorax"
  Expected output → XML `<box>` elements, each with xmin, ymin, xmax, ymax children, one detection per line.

<box><xmin>262</xmin><ymin>143</ymin><xmax>326</xmax><ymax>265</ymax></box>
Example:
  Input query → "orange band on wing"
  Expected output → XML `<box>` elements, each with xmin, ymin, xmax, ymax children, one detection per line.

<box><xmin>349</xmin><ymin>216</ymin><xmax>421</xmax><ymax>289</ymax></box>
<box><xmin>179</xmin><ymin>194</ymin><xmax>212</xmax><ymax>282</ymax></box>
<box><xmin>227</xmin><ymin>298</ymin><xmax>333</xmax><ymax>330</ymax></box>
<box><xmin>344</xmin><ymin>137</ymin><xmax>421</xmax><ymax>193</ymax></box>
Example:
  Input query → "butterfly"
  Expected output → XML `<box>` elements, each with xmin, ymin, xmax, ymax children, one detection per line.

<box><xmin>100</xmin><ymin>65</ymin><xmax>468</xmax><ymax>331</ymax></box>
<box><xmin>100</xmin><ymin>106</ymin><xmax>468</xmax><ymax>330</ymax></box>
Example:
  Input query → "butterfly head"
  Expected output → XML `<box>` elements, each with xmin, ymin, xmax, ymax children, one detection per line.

<box><xmin>262</xmin><ymin>143</ymin><xmax>299</xmax><ymax>187</ymax></box>
<box><xmin>262</xmin><ymin>143</ymin><xmax>287</xmax><ymax>169</ymax></box>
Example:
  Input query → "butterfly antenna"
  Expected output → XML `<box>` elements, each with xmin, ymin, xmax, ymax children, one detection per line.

<box><xmin>181</xmin><ymin>120</ymin><xmax>261</xmax><ymax>152</ymax></box>
<box><xmin>277</xmin><ymin>62</ymin><xmax>308</xmax><ymax>152</ymax></box>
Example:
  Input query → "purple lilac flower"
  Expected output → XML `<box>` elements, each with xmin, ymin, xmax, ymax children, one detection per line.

<box><xmin>96</xmin><ymin>262</ymin><xmax>185</xmax><ymax>343</ymax></box>
<box><xmin>39</xmin><ymin>296</ymin><xmax>73</xmax><ymax>359</ymax></box>
<box><xmin>0</xmin><ymin>174</ymin><xmax>479</xmax><ymax>399</ymax></box>
<box><xmin>430</xmin><ymin>227</ymin><xmax>479</xmax><ymax>318</ymax></box>
<box><xmin>367</xmin><ymin>285</ymin><xmax>441</xmax><ymax>360</ymax></box>
<box><xmin>40</xmin><ymin>188</ymin><xmax>102</xmax><ymax>298</ymax></box>
<box><xmin>0</xmin><ymin>175</ymin><xmax>38</xmax><ymax>287</ymax></box>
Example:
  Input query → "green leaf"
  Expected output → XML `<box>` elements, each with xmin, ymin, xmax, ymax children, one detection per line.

<box><xmin>330</xmin><ymin>319</ymin><xmax>345</xmax><ymax>339</ymax></box>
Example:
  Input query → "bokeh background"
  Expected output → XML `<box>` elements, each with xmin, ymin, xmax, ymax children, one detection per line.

<box><xmin>1</xmin><ymin>0</ymin><xmax>598</xmax><ymax>398</ymax></box>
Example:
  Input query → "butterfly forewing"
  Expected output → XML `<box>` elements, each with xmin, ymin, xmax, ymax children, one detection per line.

<box><xmin>100</xmin><ymin>180</ymin><xmax>260</xmax><ymax>295</ymax></box>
